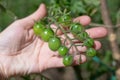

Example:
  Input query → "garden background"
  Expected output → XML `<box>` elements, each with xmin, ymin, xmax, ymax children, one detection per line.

<box><xmin>0</xmin><ymin>0</ymin><xmax>120</xmax><ymax>80</ymax></box>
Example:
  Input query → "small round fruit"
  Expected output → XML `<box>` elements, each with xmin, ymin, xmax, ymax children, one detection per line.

<box><xmin>33</xmin><ymin>22</ymin><xmax>46</xmax><ymax>36</ymax></box>
<box><xmin>86</xmin><ymin>48</ymin><xmax>96</xmax><ymax>57</ymax></box>
<box><xmin>41</xmin><ymin>28</ymin><xmax>54</xmax><ymax>42</ymax></box>
<box><xmin>48</xmin><ymin>37</ymin><xmax>61</xmax><ymax>51</ymax></box>
<box><xmin>83</xmin><ymin>38</ymin><xmax>94</xmax><ymax>47</ymax></box>
<box><xmin>77</xmin><ymin>32</ymin><xmax>89</xmax><ymax>41</ymax></box>
<box><xmin>63</xmin><ymin>55</ymin><xmax>73</xmax><ymax>66</ymax></box>
<box><xmin>58</xmin><ymin>46</ymin><xmax>69</xmax><ymax>56</ymax></box>
<box><xmin>58</xmin><ymin>15</ymin><xmax>72</xmax><ymax>26</ymax></box>
<box><xmin>70</xmin><ymin>23</ymin><xmax>84</xmax><ymax>34</ymax></box>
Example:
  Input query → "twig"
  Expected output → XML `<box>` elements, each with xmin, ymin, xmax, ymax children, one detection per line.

<box><xmin>89</xmin><ymin>23</ymin><xmax>110</xmax><ymax>27</ymax></box>
<box><xmin>116</xmin><ymin>24</ymin><xmax>120</xmax><ymax>27</ymax></box>
<box><xmin>100</xmin><ymin>0</ymin><xmax>120</xmax><ymax>79</ymax></box>
<box><xmin>116</xmin><ymin>68</ymin><xmax>120</xmax><ymax>80</ymax></box>
<box><xmin>100</xmin><ymin>0</ymin><xmax>120</xmax><ymax>61</ymax></box>
<box><xmin>90</xmin><ymin>23</ymin><xmax>120</xmax><ymax>28</ymax></box>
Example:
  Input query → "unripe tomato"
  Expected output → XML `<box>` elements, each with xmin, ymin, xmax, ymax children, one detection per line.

<box><xmin>48</xmin><ymin>37</ymin><xmax>61</xmax><ymax>51</ymax></box>
<box><xmin>83</xmin><ymin>38</ymin><xmax>94</xmax><ymax>47</ymax></box>
<box><xmin>86</xmin><ymin>48</ymin><xmax>96</xmax><ymax>57</ymax></box>
<box><xmin>77</xmin><ymin>32</ymin><xmax>89</xmax><ymax>41</ymax></box>
<box><xmin>41</xmin><ymin>28</ymin><xmax>54</xmax><ymax>42</ymax></box>
<box><xmin>58</xmin><ymin>46</ymin><xmax>69</xmax><ymax>56</ymax></box>
<box><xmin>58</xmin><ymin>15</ymin><xmax>72</xmax><ymax>26</ymax></box>
<box><xmin>33</xmin><ymin>22</ymin><xmax>46</xmax><ymax>36</ymax></box>
<box><xmin>70</xmin><ymin>23</ymin><xmax>84</xmax><ymax>34</ymax></box>
<box><xmin>63</xmin><ymin>55</ymin><xmax>73</xmax><ymax>66</ymax></box>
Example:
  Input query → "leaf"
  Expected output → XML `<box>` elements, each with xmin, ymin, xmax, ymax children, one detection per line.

<box><xmin>116</xmin><ymin>9</ymin><xmax>120</xmax><ymax>24</ymax></box>
<box><xmin>84</xmin><ymin>0</ymin><xmax>100</xmax><ymax>6</ymax></box>
<box><xmin>70</xmin><ymin>1</ymin><xmax>87</xmax><ymax>15</ymax></box>
<box><xmin>0</xmin><ymin>3</ymin><xmax>6</xmax><ymax>12</ymax></box>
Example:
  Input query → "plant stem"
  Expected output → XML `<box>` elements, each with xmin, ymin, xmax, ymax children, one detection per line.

<box><xmin>57</xmin><ymin>21</ymin><xmax>82</xmax><ymax>63</ymax></box>
<box><xmin>48</xmin><ymin>16</ymin><xmax>82</xmax><ymax>63</ymax></box>
<box><xmin>100</xmin><ymin>0</ymin><xmax>120</xmax><ymax>79</ymax></box>
<box><xmin>59</xmin><ymin>25</ymin><xmax>79</xmax><ymax>53</ymax></box>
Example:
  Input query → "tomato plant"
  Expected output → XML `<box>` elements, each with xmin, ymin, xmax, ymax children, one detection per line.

<box><xmin>33</xmin><ymin>5</ymin><xmax>97</xmax><ymax>67</ymax></box>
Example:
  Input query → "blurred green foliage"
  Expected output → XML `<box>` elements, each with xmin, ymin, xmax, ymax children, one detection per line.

<box><xmin>0</xmin><ymin>0</ymin><xmax>120</xmax><ymax>80</ymax></box>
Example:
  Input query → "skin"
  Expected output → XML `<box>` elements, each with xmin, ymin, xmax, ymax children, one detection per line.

<box><xmin>0</xmin><ymin>4</ymin><xmax>107</xmax><ymax>77</ymax></box>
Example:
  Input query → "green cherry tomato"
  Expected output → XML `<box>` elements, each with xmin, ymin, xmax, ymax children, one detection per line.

<box><xmin>86</xmin><ymin>48</ymin><xmax>96</xmax><ymax>57</ymax></box>
<box><xmin>58</xmin><ymin>15</ymin><xmax>72</xmax><ymax>26</ymax></box>
<box><xmin>41</xmin><ymin>28</ymin><xmax>54</xmax><ymax>42</ymax></box>
<box><xmin>70</xmin><ymin>23</ymin><xmax>84</xmax><ymax>34</ymax></box>
<box><xmin>77</xmin><ymin>32</ymin><xmax>89</xmax><ymax>41</ymax></box>
<box><xmin>48</xmin><ymin>37</ymin><xmax>61</xmax><ymax>51</ymax></box>
<box><xmin>33</xmin><ymin>22</ymin><xmax>46</xmax><ymax>36</ymax></box>
<box><xmin>63</xmin><ymin>55</ymin><xmax>73</xmax><ymax>66</ymax></box>
<box><xmin>83</xmin><ymin>38</ymin><xmax>94</xmax><ymax>47</ymax></box>
<box><xmin>58</xmin><ymin>46</ymin><xmax>69</xmax><ymax>56</ymax></box>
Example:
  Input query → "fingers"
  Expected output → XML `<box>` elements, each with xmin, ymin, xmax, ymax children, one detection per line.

<box><xmin>94</xmin><ymin>41</ymin><xmax>102</xmax><ymax>50</ymax></box>
<box><xmin>25</xmin><ymin>4</ymin><xmax>46</xmax><ymax>21</ymax></box>
<box><xmin>51</xmin><ymin>15</ymin><xmax>107</xmax><ymax>39</ymax></box>
<box><xmin>49</xmin><ymin>40</ymin><xmax>101</xmax><ymax>57</ymax></box>
<box><xmin>73</xmin><ymin>55</ymin><xmax>86</xmax><ymax>64</ymax></box>
<box><xmin>68</xmin><ymin>40</ymin><xmax>102</xmax><ymax>53</ymax></box>
<box><xmin>50</xmin><ymin>15</ymin><xmax>91</xmax><ymax>35</ymax></box>
<box><xmin>19</xmin><ymin>4</ymin><xmax>47</xmax><ymax>29</ymax></box>
<box><xmin>50</xmin><ymin>24</ymin><xmax>63</xmax><ymax>35</ymax></box>
<box><xmin>59</xmin><ymin>27</ymin><xmax>107</xmax><ymax>43</ymax></box>
<box><xmin>86</xmin><ymin>27</ymin><xmax>108</xmax><ymax>39</ymax></box>
<box><xmin>73</xmin><ymin>15</ymin><xmax>91</xmax><ymax>26</ymax></box>
<box><xmin>48</xmin><ymin>40</ymin><xmax>101</xmax><ymax>68</ymax></box>
<box><xmin>48</xmin><ymin>54</ymin><xmax>86</xmax><ymax>68</ymax></box>
<box><xmin>47</xmin><ymin>40</ymin><xmax>101</xmax><ymax>68</ymax></box>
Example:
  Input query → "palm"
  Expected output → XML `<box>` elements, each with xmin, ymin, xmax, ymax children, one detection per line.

<box><xmin>0</xmin><ymin>11</ymin><xmax>61</xmax><ymax>76</ymax></box>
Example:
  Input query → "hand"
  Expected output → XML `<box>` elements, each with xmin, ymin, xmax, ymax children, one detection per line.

<box><xmin>0</xmin><ymin>4</ymin><xmax>107</xmax><ymax>77</ymax></box>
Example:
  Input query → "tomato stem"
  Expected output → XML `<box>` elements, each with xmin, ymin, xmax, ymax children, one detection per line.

<box><xmin>47</xmin><ymin>15</ymin><xmax>82</xmax><ymax>64</ymax></box>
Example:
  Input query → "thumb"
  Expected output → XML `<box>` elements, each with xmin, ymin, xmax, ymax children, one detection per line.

<box><xmin>24</xmin><ymin>3</ymin><xmax>47</xmax><ymax>21</ymax></box>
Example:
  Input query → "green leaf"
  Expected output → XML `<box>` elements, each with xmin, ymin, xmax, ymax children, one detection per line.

<box><xmin>0</xmin><ymin>3</ymin><xmax>6</xmax><ymax>12</ymax></box>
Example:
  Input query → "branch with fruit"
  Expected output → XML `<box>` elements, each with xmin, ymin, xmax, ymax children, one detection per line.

<box><xmin>33</xmin><ymin>5</ymin><xmax>97</xmax><ymax>66</ymax></box>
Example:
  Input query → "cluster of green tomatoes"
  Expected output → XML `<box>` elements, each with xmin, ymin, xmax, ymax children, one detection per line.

<box><xmin>33</xmin><ymin>14</ymin><xmax>96</xmax><ymax>66</ymax></box>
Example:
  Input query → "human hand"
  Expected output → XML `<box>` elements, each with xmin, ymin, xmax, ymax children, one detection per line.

<box><xmin>0</xmin><ymin>4</ymin><xmax>107</xmax><ymax>77</ymax></box>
